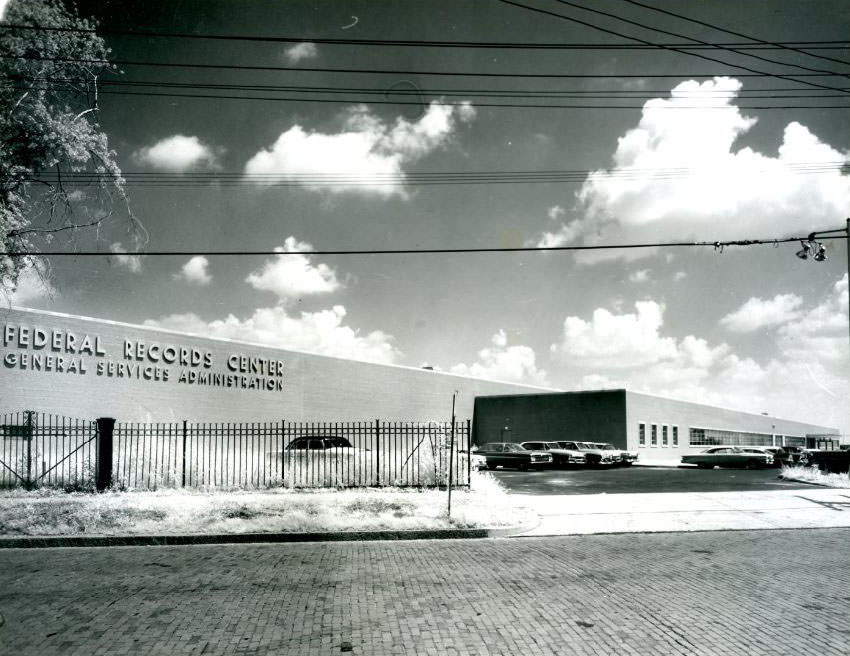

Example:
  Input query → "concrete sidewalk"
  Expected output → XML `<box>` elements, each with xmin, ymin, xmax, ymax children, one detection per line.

<box><xmin>513</xmin><ymin>488</ymin><xmax>850</xmax><ymax>536</ymax></box>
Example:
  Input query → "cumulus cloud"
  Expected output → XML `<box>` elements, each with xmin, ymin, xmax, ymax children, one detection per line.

<box><xmin>175</xmin><ymin>256</ymin><xmax>212</xmax><ymax>286</ymax></box>
<box><xmin>776</xmin><ymin>274</ymin><xmax>848</xmax><ymax>364</ymax></box>
<box><xmin>4</xmin><ymin>262</ymin><xmax>56</xmax><ymax>305</ymax></box>
<box><xmin>551</xmin><ymin>301</ymin><xmax>679</xmax><ymax>369</ymax></box>
<box><xmin>144</xmin><ymin>305</ymin><xmax>399</xmax><ymax>364</ymax></box>
<box><xmin>550</xmin><ymin>287</ymin><xmax>849</xmax><ymax>431</ymax></box>
<box><xmin>284</xmin><ymin>42</ymin><xmax>318</xmax><ymax>63</ymax></box>
<box><xmin>548</xmin><ymin>205</ymin><xmax>565</xmax><ymax>221</ymax></box>
<box><xmin>536</xmin><ymin>76</ymin><xmax>850</xmax><ymax>258</ymax></box>
<box><xmin>109</xmin><ymin>242</ymin><xmax>143</xmax><ymax>273</ymax></box>
<box><xmin>243</xmin><ymin>101</ymin><xmax>476</xmax><ymax>196</ymax></box>
<box><xmin>719</xmin><ymin>293</ymin><xmax>803</xmax><ymax>332</ymax></box>
<box><xmin>451</xmin><ymin>330</ymin><xmax>548</xmax><ymax>386</ymax></box>
<box><xmin>628</xmin><ymin>269</ymin><xmax>650</xmax><ymax>283</ymax></box>
<box><xmin>246</xmin><ymin>236</ymin><xmax>340</xmax><ymax>301</ymax></box>
<box><xmin>134</xmin><ymin>135</ymin><xmax>221</xmax><ymax>172</ymax></box>
<box><xmin>673</xmin><ymin>271</ymin><xmax>687</xmax><ymax>281</ymax></box>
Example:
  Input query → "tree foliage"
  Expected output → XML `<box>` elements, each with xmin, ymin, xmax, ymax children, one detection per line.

<box><xmin>1</xmin><ymin>0</ymin><xmax>139</xmax><ymax>298</ymax></box>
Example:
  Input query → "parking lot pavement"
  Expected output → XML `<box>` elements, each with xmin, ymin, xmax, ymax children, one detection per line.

<box><xmin>490</xmin><ymin>465</ymin><xmax>813</xmax><ymax>495</ymax></box>
<box><xmin>0</xmin><ymin>529</ymin><xmax>848</xmax><ymax>656</ymax></box>
<box><xmin>512</xmin><ymin>489</ymin><xmax>850</xmax><ymax>536</ymax></box>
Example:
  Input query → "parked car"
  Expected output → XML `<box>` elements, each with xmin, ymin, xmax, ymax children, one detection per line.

<box><xmin>589</xmin><ymin>442</ymin><xmax>639</xmax><ymax>467</ymax></box>
<box><xmin>554</xmin><ymin>441</ymin><xmax>617</xmax><ymax>467</ymax></box>
<box><xmin>520</xmin><ymin>441</ymin><xmax>586</xmax><ymax>467</ymax></box>
<box><xmin>681</xmin><ymin>446</ymin><xmax>774</xmax><ymax>469</ymax></box>
<box><xmin>284</xmin><ymin>435</ymin><xmax>366</xmax><ymax>455</ymax></box>
<box><xmin>464</xmin><ymin>448</ymin><xmax>488</xmax><ymax>471</ymax></box>
<box><xmin>476</xmin><ymin>442</ymin><xmax>553</xmax><ymax>471</ymax></box>
<box><xmin>761</xmin><ymin>447</ymin><xmax>787</xmax><ymax>468</ymax></box>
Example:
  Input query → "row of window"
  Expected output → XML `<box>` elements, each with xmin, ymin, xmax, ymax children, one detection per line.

<box><xmin>637</xmin><ymin>423</ymin><xmax>807</xmax><ymax>448</ymax></box>
<box><xmin>690</xmin><ymin>428</ymin><xmax>806</xmax><ymax>448</ymax></box>
<box><xmin>638</xmin><ymin>423</ymin><xmax>679</xmax><ymax>448</ymax></box>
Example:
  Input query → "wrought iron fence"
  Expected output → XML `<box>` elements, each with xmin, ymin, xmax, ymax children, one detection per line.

<box><xmin>2</xmin><ymin>412</ymin><xmax>471</xmax><ymax>490</ymax></box>
<box><xmin>0</xmin><ymin>411</ymin><xmax>98</xmax><ymax>490</ymax></box>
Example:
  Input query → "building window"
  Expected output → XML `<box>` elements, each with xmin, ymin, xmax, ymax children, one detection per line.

<box><xmin>661</xmin><ymin>425</ymin><xmax>668</xmax><ymax>447</ymax></box>
<box><xmin>638</xmin><ymin>423</ymin><xmax>646</xmax><ymax>447</ymax></box>
<box><xmin>672</xmin><ymin>425</ymin><xmax>679</xmax><ymax>447</ymax></box>
<box><xmin>651</xmin><ymin>424</ymin><xmax>658</xmax><ymax>447</ymax></box>
<box><xmin>688</xmin><ymin>427</ymin><xmax>774</xmax><ymax>447</ymax></box>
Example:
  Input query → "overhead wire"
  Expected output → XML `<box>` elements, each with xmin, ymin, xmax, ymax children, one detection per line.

<box><xmin>545</xmin><ymin>0</ymin><xmax>850</xmax><ymax>79</ymax></box>
<box><xmin>15</xmin><ymin>76</ymin><xmax>850</xmax><ymax>98</ymax></box>
<box><xmin>1</xmin><ymin>22</ymin><xmax>847</xmax><ymax>52</ymax></box>
<box><xmin>497</xmin><ymin>0</ymin><xmax>849</xmax><ymax>93</ymax></box>
<box><xmin>615</xmin><ymin>0</ymin><xmax>850</xmax><ymax>68</ymax></box>
<box><xmin>5</xmin><ymin>53</ymin><xmax>850</xmax><ymax>81</ymax></box>
<box><xmin>9</xmin><ymin>85</ymin><xmax>847</xmax><ymax>109</ymax></box>
<box><xmin>24</xmin><ymin>162</ymin><xmax>847</xmax><ymax>189</ymax></box>
<box><xmin>8</xmin><ymin>231</ymin><xmax>848</xmax><ymax>258</ymax></box>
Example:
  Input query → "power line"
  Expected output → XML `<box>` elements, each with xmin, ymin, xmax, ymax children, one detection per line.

<box><xmin>2</xmin><ymin>22</ymin><xmax>847</xmax><ymax>52</ymax></box>
<box><xmin>546</xmin><ymin>0</ymin><xmax>850</xmax><ymax>80</ymax></box>
<box><xmin>497</xmin><ymin>0</ymin><xmax>849</xmax><ymax>93</ymax></box>
<box><xmin>8</xmin><ymin>231</ymin><xmax>847</xmax><ymax>258</ymax></box>
<box><xmin>7</xmin><ymin>53</ymin><xmax>850</xmax><ymax>80</ymax></box>
<box><xmin>13</xmin><ymin>86</ymin><xmax>846</xmax><ymax>109</ymax></box>
<box><xmin>22</xmin><ymin>77</ymin><xmax>850</xmax><ymax>98</ymax></box>
<box><xmin>616</xmin><ymin>0</ymin><xmax>850</xmax><ymax>68</ymax></box>
<box><xmin>25</xmin><ymin>162</ymin><xmax>846</xmax><ymax>189</ymax></box>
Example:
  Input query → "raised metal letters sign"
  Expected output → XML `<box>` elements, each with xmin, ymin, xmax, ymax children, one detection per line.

<box><xmin>2</xmin><ymin>323</ymin><xmax>284</xmax><ymax>393</ymax></box>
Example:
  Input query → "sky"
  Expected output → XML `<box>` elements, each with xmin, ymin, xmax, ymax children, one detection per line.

<box><xmin>5</xmin><ymin>0</ymin><xmax>850</xmax><ymax>433</ymax></box>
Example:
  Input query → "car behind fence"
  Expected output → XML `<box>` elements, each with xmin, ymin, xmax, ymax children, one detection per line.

<box><xmin>0</xmin><ymin>411</ymin><xmax>471</xmax><ymax>490</ymax></box>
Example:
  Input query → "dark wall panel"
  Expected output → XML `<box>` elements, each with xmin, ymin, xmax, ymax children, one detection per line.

<box><xmin>472</xmin><ymin>390</ymin><xmax>628</xmax><ymax>448</ymax></box>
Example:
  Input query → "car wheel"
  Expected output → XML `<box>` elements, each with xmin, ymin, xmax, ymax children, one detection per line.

<box><xmin>697</xmin><ymin>463</ymin><xmax>712</xmax><ymax>469</ymax></box>
<box><xmin>518</xmin><ymin>463</ymin><xmax>529</xmax><ymax>472</ymax></box>
<box><xmin>622</xmin><ymin>461</ymin><xmax>633</xmax><ymax>467</ymax></box>
<box><xmin>486</xmin><ymin>462</ymin><xmax>496</xmax><ymax>470</ymax></box>
<box><xmin>744</xmin><ymin>460</ymin><xmax>759</xmax><ymax>470</ymax></box>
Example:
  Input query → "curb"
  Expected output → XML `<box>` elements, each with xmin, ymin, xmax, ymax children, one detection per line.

<box><xmin>0</xmin><ymin>526</ymin><xmax>524</xmax><ymax>549</ymax></box>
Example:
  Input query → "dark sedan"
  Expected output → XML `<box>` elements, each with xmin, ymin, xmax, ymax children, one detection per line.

<box><xmin>476</xmin><ymin>442</ymin><xmax>553</xmax><ymax>471</ymax></box>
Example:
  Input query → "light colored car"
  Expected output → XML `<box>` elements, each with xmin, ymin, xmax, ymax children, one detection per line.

<box><xmin>466</xmin><ymin>449</ymin><xmax>488</xmax><ymax>470</ymax></box>
<box><xmin>555</xmin><ymin>441</ymin><xmax>617</xmax><ymax>467</ymax></box>
<box><xmin>521</xmin><ymin>441</ymin><xmax>586</xmax><ymax>467</ymax></box>
<box><xmin>682</xmin><ymin>446</ymin><xmax>774</xmax><ymax>469</ymax></box>
<box><xmin>589</xmin><ymin>442</ymin><xmax>639</xmax><ymax>467</ymax></box>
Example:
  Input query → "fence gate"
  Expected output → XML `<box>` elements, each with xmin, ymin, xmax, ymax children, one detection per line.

<box><xmin>0</xmin><ymin>411</ymin><xmax>99</xmax><ymax>490</ymax></box>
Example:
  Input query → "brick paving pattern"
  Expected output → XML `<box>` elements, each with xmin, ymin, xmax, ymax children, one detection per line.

<box><xmin>1</xmin><ymin>529</ymin><xmax>848</xmax><ymax>655</ymax></box>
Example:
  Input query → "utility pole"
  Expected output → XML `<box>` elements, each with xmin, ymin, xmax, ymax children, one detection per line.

<box><xmin>447</xmin><ymin>390</ymin><xmax>458</xmax><ymax>520</ymax></box>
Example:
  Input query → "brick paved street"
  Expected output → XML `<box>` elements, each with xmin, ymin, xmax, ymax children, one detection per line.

<box><xmin>1</xmin><ymin>529</ymin><xmax>848</xmax><ymax>656</ymax></box>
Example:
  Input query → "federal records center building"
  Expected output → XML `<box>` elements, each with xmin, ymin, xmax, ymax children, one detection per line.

<box><xmin>1</xmin><ymin>308</ymin><xmax>838</xmax><ymax>464</ymax></box>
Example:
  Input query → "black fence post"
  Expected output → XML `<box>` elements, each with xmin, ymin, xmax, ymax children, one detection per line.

<box><xmin>181</xmin><ymin>420</ymin><xmax>187</xmax><ymax>487</ymax></box>
<box><xmin>24</xmin><ymin>410</ymin><xmax>34</xmax><ymax>491</ymax></box>
<box><xmin>95</xmin><ymin>417</ymin><xmax>115</xmax><ymax>491</ymax></box>
<box><xmin>375</xmin><ymin>419</ymin><xmax>381</xmax><ymax>487</ymax></box>
<box><xmin>466</xmin><ymin>419</ymin><xmax>472</xmax><ymax>488</ymax></box>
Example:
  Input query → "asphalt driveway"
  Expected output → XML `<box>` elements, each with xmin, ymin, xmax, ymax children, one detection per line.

<box><xmin>490</xmin><ymin>464</ymin><xmax>814</xmax><ymax>495</ymax></box>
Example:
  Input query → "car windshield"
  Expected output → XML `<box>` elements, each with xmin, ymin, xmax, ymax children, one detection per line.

<box><xmin>480</xmin><ymin>443</ymin><xmax>501</xmax><ymax>452</ymax></box>
<box><xmin>504</xmin><ymin>444</ymin><xmax>528</xmax><ymax>452</ymax></box>
<box><xmin>545</xmin><ymin>442</ymin><xmax>562</xmax><ymax>449</ymax></box>
<box><xmin>599</xmin><ymin>444</ymin><xmax>616</xmax><ymax>450</ymax></box>
<box><xmin>523</xmin><ymin>442</ymin><xmax>545</xmax><ymax>450</ymax></box>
